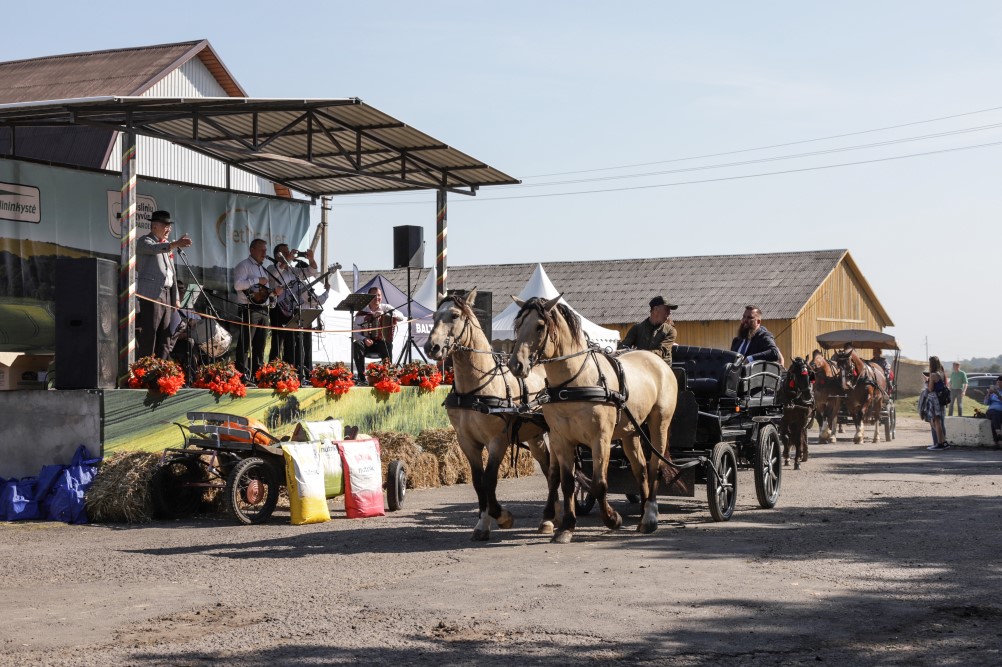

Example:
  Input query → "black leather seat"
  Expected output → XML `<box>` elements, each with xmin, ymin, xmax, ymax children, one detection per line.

<box><xmin>672</xmin><ymin>345</ymin><xmax>742</xmax><ymax>399</ymax></box>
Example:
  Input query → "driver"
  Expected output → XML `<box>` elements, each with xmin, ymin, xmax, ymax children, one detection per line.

<box><xmin>619</xmin><ymin>295</ymin><xmax>677</xmax><ymax>365</ymax></box>
<box><xmin>730</xmin><ymin>305</ymin><xmax>781</xmax><ymax>365</ymax></box>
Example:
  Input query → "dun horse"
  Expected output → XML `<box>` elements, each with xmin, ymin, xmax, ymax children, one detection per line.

<box><xmin>777</xmin><ymin>357</ymin><xmax>815</xmax><ymax>470</ymax></box>
<box><xmin>507</xmin><ymin>296</ymin><xmax>677</xmax><ymax>544</ymax></box>
<box><xmin>424</xmin><ymin>290</ymin><xmax>556</xmax><ymax>541</ymax></box>
<box><xmin>809</xmin><ymin>350</ymin><xmax>841</xmax><ymax>443</ymax></box>
<box><xmin>832</xmin><ymin>345</ymin><xmax>888</xmax><ymax>444</ymax></box>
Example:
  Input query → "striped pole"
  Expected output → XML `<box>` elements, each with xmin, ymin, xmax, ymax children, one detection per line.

<box><xmin>118</xmin><ymin>131</ymin><xmax>138</xmax><ymax>386</ymax></box>
<box><xmin>436</xmin><ymin>189</ymin><xmax>447</xmax><ymax>301</ymax></box>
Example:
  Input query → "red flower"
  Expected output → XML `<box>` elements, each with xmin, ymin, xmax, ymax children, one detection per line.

<box><xmin>255</xmin><ymin>360</ymin><xmax>299</xmax><ymax>397</ymax></box>
<box><xmin>128</xmin><ymin>356</ymin><xmax>185</xmax><ymax>396</ymax></box>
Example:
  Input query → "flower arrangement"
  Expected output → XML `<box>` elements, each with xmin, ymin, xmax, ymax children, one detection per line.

<box><xmin>399</xmin><ymin>361</ymin><xmax>443</xmax><ymax>393</ymax></box>
<box><xmin>192</xmin><ymin>361</ymin><xmax>246</xmax><ymax>399</ymax></box>
<box><xmin>254</xmin><ymin>360</ymin><xmax>301</xmax><ymax>396</ymax></box>
<box><xmin>444</xmin><ymin>368</ymin><xmax>455</xmax><ymax>385</ymax></box>
<box><xmin>310</xmin><ymin>362</ymin><xmax>355</xmax><ymax>399</ymax></box>
<box><xmin>365</xmin><ymin>359</ymin><xmax>401</xmax><ymax>396</ymax></box>
<box><xmin>127</xmin><ymin>356</ymin><xmax>185</xmax><ymax>396</ymax></box>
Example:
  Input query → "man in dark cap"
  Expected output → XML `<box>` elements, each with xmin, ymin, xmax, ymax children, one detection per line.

<box><xmin>136</xmin><ymin>210</ymin><xmax>192</xmax><ymax>359</ymax></box>
<box><xmin>730</xmin><ymin>305</ymin><xmax>780</xmax><ymax>364</ymax></box>
<box><xmin>619</xmin><ymin>295</ymin><xmax>677</xmax><ymax>365</ymax></box>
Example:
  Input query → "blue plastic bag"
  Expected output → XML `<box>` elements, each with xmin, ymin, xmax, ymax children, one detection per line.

<box><xmin>0</xmin><ymin>477</ymin><xmax>40</xmax><ymax>521</ymax></box>
<box><xmin>36</xmin><ymin>445</ymin><xmax>101</xmax><ymax>525</ymax></box>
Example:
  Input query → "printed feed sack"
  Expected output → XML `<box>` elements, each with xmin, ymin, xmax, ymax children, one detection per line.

<box><xmin>318</xmin><ymin>440</ymin><xmax>344</xmax><ymax>499</ymax></box>
<box><xmin>291</xmin><ymin>420</ymin><xmax>344</xmax><ymax>442</ymax></box>
<box><xmin>338</xmin><ymin>439</ymin><xmax>385</xmax><ymax>518</ymax></box>
<box><xmin>282</xmin><ymin>443</ymin><xmax>331</xmax><ymax>525</ymax></box>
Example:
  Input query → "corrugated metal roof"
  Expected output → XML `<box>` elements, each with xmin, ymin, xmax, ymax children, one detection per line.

<box><xmin>359</xmin><ymin>249</ymin><xmax>880</xmax><ymax>324</ymax></box>
<box><xmin>0</xmin><ymin>96</ymin><xmax>519</xmax><ymax>197</ymax></box>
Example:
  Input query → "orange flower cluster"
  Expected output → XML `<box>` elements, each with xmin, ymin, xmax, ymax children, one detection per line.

<box><xmin>310</xmin><ymin>362</ymin><xmax>355</xmax><ymax>399</ymax></box>
<box><xmin>399</xmin><ymin>362</ymin><xmax>443</xmax><ymax>393</ymax></box>
<box><xmin>365</xmin><ymin>360</ymin><xmax>401</xmax><ymax>396</ymax></box>
<box><xmin>193</xmin><ymin>361</ymin><xmax>246</xmax><ymax>399</ymax></box>
<box><xmin>127</xmin><ymin>356</ymin><xmax>186</xmax><ymax>396</ymax></box>
<box><xmin>444</xmin><ymin>368</ymin><xmax>455</xmax><ymax>385</ymax></box>
<box><xmin>255</xmin><ymin>360</ymin><xmax>301</xmax><ymax>397</ymax></box>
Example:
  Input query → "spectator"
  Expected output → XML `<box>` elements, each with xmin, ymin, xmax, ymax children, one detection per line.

<box><xmin>948</xmin><ymin>362</ymin><xmax>968</xmax><ymax>417</ymax></box>
<box><xmin>925</xmin><ymin>356</ymin><xmax>950</xmax><ymax>450</ymax></box>
<box><xmin>984</xmin><ymin>375</ymin><xmax>1002</xmax><ymax>448</ymax></box>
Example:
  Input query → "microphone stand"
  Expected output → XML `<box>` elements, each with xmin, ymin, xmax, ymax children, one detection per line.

<box><xmin>264</xmin><ymin>259</ymin><xmax>303</xmax><ymax>373</ymax></box>
<box><xmin>175</xmin><ymin>248</ymin><xmax>220</xmax><ymax>385</ymax></box>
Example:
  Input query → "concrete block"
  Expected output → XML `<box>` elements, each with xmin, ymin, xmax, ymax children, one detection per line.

<box><xmin>0</xmin><ymin>390</ymin><xmax>102</xmax><ymax>478</ymax></box>
<box><xmin>944</xmin><ymin>416</ymin><xmax>994</xmax><ymax>447</ymax></box>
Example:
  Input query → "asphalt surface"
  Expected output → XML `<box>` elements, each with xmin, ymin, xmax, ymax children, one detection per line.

<box><xmin>2</xmin><ymin>415</ymin><xmax>1001</xmax><ymax>666</ymax></box>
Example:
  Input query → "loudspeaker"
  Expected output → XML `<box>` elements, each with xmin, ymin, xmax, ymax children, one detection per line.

<box><xmin>393</xmin><ymin>225</ymin><xmax>424</xmax><ymax>269</ymax></box>
<box><xmin>55</xmin><ymin>257</ymin><xmax>118</xmax><ymax>389</ymax></box>
<box><xmin>447</xmin><ymin>289</ymin><xmax>492</xmax><ymax>342</ymax></box>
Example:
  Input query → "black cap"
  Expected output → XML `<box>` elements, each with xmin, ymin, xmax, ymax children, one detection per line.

<box><xmin>150</xmin><ymin>210</ymin><xmax>172</xmax><ymax>223</ymax></box>
<box><xmin>649</xmin><ymin>295</ymin><xmax>678</xmax><ymax>310</ymax></box>
<box><xmin>997</xmin><ymin>375</ymin><xmax>1002</xmax><ymax>382</ymax></box>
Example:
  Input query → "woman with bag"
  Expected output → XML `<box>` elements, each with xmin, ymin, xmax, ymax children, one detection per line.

<box><xmin>925</xmin><ymin>356</ymin><xmax>951</xmax><ymax>450</ymax></box>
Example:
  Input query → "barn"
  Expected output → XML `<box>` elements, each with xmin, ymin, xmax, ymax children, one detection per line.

<box><xmin>364</xmin><ymin>248</ymin><xmax>893</xmax><ymax>363</ymax></box>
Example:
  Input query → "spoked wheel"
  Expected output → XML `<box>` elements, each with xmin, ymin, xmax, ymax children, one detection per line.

<box><xmin>225</xmin><ymin>457</ymin><xmax>280</xmax><ymax>525</ymax></box>
<box><xmin>706</xmin><ymin>442</ymin><xmax>737</xmax><ymax>522</ymax></box>
<box><xmin>386</xmin><ymin>460</ymin><xmax>407</xmax><ymax>512</ymax></box>
<box><xmin>754</xmin><ymin>424</ymin><xmax>783</xmax><ymax>509</ymax></box>
<box><xmin>152</xmin><ymin>457</ymin><xmax>204</xmax><ymax>519</ymax></box>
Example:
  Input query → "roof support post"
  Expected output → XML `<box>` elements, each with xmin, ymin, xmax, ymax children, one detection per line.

<box><xmin>320</xmin><ymin>196</ymin><xmax>330</xmax><ymax>285</ymax></box>
<box><xmin>118</xmin><ymin>130</ymin><xmax>138</xmax><ymax>386</ymax></box>
<box><xmin>436</xmin><ymin>188</ymin><xmax>448</xmax><ymax>301</ymax></box>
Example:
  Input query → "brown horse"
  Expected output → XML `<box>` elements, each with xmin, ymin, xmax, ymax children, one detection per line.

<box><xmin>832</xmin><ymin>345</ymin><xmax>889</xmax><ymax>444</ymax></box>
<box><xmin>507</xmin><ymin>296</ymin><xmax>678</xmax><ymax>544</ymax></box>
<box><xmin>777</xmin><ymin>357</ymin><xmax>815</xmax><ymax>470</ymax></box>
<box><xmin>809</xmin><ymin>349</ymin><xmax>842</xmax><ymax>443</ymax></box>
<box><xmin>424</xmin><ymin>290</ymin><xmax>556</xmax><ymax>541</ymax></box>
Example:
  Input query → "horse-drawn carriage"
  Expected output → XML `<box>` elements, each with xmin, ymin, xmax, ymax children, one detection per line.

<box><xmin>814</xmin><ymin>329</ymin><xmax>898</xmax><ymax>443</ymax></box>
<box><xmin>576</xmin><ymin>345</ymin><xmax>786</xmax><ymax>522</ymax></box>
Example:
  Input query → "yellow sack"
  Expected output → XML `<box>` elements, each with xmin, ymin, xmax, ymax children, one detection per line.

<box><xmin>282</xmin><ymin>442</ymin><xmax>331</xmax><ymax>525</ymax></box>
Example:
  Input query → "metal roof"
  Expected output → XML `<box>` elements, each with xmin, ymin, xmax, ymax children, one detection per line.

<box><xmin>0</xmin><ymin>96</ymin><xmax>519</xmax><ymax>197</ymax></box>
<box><xmin>816</xmin><ymin>329</ymin><xmax>899</xmax><ymax>350</ymax></box>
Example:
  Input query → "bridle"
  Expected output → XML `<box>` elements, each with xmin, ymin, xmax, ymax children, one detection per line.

<box><xmin>783</xmin><ymin>358</ymin><xmax>815</xmax><ymax>407</ymax></box>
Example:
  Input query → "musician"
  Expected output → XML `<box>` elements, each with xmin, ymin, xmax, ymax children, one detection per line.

<box><xmin>730</xmin><ymin>305</ymin><xmax>782</xmax><ymax>365</ymax></box>
<box><xmin>233</xmin><ymin>238</ymin><xmax>283</xmax><ymax>382</ymax></box>
<box><xmin>619</xmin><ymin>295</ymin><xmax>677</xmax><ymax>365</ymax></box>
<box><xmin>268</xmin><ymin>243</ymin><xmax>318</xmax><ymax>372</ymax></box>
<box><xmin>136</xmin><ymin>210</ymin><xmax>191</xmax><ymax>359</ymax></box>
<box><xmin>352</xmin><ymin>287</ymin><xmax>404</xmax><ymax>384</ymax></box>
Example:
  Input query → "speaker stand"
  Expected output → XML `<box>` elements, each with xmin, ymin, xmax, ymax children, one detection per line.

<box><xmin>395</xmin><ymin>266</ymin><xmax>427</xmax><ymax>365</ymax></box>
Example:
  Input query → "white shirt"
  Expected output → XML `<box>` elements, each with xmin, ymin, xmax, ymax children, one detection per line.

<box><xmin>233</xmin><ymin>256</ymin><xmax>274</xmax><ymax>306</ymax></box>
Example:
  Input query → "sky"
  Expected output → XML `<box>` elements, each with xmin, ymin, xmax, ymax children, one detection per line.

<box><xmin>4</xmin><ymin>1</ymin><xmax>1002</xmax><ymax>361</ymax></box>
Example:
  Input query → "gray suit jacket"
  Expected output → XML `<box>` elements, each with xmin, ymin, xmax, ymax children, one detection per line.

<box><xmin>136</xmin><ymin>232</ymin><xmax>178</xmax><ymax>306</ymax></box>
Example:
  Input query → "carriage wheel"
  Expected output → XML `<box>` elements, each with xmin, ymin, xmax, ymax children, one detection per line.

<box><xmin>152</xmin><ymin>457</ymin><xmax>204</xmax><ymax>519</ymax></box>
<box><xmin>706</xmin><ymin>443</ymin><xmax>737</xmax><ymax>522</ymax></box>
<box><xmin>386</xmin><ymin>460</ymin><xmax>407</xmax><ymax>512</ymax></box>
<box><xmin>754</xmin><ymin>424</ymin><xmax>783</xmax><ymax>509</ymax></box>
<box><xmin>574</xmin><ymin>483</ymin><xmax>596</xmax><ymax>516</ymax></box>
<box><xmin>225</xmin><ymin>457</ymin><xmax>280</xmax><ymax>525</ymax></box>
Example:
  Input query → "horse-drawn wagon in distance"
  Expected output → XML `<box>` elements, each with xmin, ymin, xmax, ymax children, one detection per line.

<box><xmin>813</xmin><ymin>329</ymin><xmax>899</xmax><ymax>444</ymax></box>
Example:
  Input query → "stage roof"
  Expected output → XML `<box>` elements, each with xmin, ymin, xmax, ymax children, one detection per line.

<box><xmin>0</xmin><ymin>96</ymin><xmax>519</xmax><ymax>197</ymax></box>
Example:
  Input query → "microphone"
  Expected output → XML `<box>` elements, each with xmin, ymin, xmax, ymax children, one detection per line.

<box><xmin>266</xmin><ymin>255</ymin><xmax>279</xmax><ymax>263</ymax></box>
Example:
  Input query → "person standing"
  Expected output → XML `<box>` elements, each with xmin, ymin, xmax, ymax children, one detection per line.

<box><xmin>730</xmin><ymin>305</ymin><xmax>781</xmax><ymax>365</ymax></box>
<box><xmin>925</xmin><ymin>356</ymin><xmax>950</xmax><ymax>450</ymax></box>
<box><xmin>352</xmin><ymin>287</ymin><xmax>403</xmax><ymax>384</ymax></box>
<box><xmin>233</xmin><ymin>238</ymin><xmax>282</xmax><ymax>382</ymax></box>
<box><xmin>948</xmin><ymin>362</ymin><xmax>968</xmax><ymax>417</ymax></box>
<box><xmin>136</xmin><ymin>210</ymin><xmax>191</xmax><ymax>359</ymax></box>
<box><xmin>984</xmin><ymin>376</ymin><xmax>1002</xmax><ymax>447</ymax></box>
<box><xmin>268</xmin><ymin>243</ymin><xmax>318</xmax><ymax>373</ymax></box>
<box><xmin>619</xmin><ymin>295</ymin><xmax>678</xmax><ymax>365</ymax></box>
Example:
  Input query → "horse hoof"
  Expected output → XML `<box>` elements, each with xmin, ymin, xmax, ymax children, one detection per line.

<box><xmin>471</xmin><ymin>529</ymin><xmax>491</xmax><ymax>542</ymax></box>
<box><xmin>538</xmin><ymin>521</ymin><xmax>555</xmax><ymax>535</ymax></box>
<box><xmin>603</xmin><ymin>511</ymin><xmax>623</xmax><ymax>530</ymax></box>
<box><xmin>637</xmin><ymin>520</ymin><xmax>658</xmax><ymax>534</ymax></box>
<box><xmin>551</xmin><ymin>530</ymin><xmax>573</xmax><ymax>544</ymax></box>
<box><xmin>496</xmin><ymin>510</ymin><xmax>515</xmax><ymax>530</ymax></box>
<box><xmin>794</xmin><ymin>462</ymin><xmax>801</xmax><ymax>471</ymax></box>
<box><xmin>783</xmin><ymin>459</ymin><xmax>789</xmax><ymax>466</ymax></box>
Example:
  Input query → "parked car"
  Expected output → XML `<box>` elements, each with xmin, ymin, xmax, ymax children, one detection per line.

<box><xmin>965</xmin><ymin>373</ymin><xmax>999</xmax><ymax>404</ymax></box>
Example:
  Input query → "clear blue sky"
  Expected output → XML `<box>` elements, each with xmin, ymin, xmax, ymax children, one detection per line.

<box><xmin>5</xmin><ymin>1</ymin><xmax>1002</xmax><ymax>361</ymax></box>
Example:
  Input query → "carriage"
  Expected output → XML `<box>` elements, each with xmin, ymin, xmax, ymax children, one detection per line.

<box><xmin>816</xmin><ymin>329</ymin><xmax>899</xmax><ymax>442</ymax></box>
<box><xmin>575</xmin><ymin>345</ymin><xmax>787</xmax><ymax>522</ymax></box>
<box><xmin>151</xmin><ymin>412</ymin><xmax>407</xmax><ymax>524</ymax></box>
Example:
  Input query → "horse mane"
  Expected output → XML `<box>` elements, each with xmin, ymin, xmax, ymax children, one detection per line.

<box><xmin>517</xmin><ymin>297</ymin><xmax>585</xmax><ymax>347</ymax></box>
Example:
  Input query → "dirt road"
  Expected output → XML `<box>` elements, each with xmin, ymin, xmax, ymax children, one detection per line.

<box><xmin>2</xmin><ymin>416</ymin><xmax>1001</xmax><ymax>666</ymax></box>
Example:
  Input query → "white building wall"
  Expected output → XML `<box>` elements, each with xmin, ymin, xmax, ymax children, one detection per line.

<box><xmin>105</xmin><ymin>57</ymin><xmax>277</xmax><ymax>195</ymax></box>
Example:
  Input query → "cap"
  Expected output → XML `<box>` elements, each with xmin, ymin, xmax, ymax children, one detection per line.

<box><xmin>649</xmin><ymin>295</ymin><xmax>678</xmax><ymax>310</ymax></box>
<box><xmin>150</xmin><ymin>210</ymin><xmax>172</xmax><ymax>224</ymax></box>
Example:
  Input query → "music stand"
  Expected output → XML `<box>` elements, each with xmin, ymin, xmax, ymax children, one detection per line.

<box><xmin>180</xmin><ymin>283</ymin><xmax>202</xmax><ymax>309</ymax></box>
<box><xmin>336</xmin><ymin>292</ymin><xmax>378</xmax><ymax>378</ymax></box>
<box><xmin>284</xmin><ymin>308</ymin><xmax>323</xmax><ymax>327</ymax></box>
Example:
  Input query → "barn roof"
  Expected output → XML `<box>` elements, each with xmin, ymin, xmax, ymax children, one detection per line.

<box><xmin>360</xmin><ymin>249</ymin><xmax>893</xmax><ymax>326</ymax></box>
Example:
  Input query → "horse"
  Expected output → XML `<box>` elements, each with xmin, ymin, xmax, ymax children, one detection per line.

<box><xmin>831</xmin><ymin>345</ymin><xmax>889</xmax><ymax>444</ymax></box>
<box><xmin>423</xmin><ymin>290</ymin><xmax>557</xmax><ymax>541</ymax></box>
<box><xmin>777</xmin><ymin>357</ymin><xmax>815</xmax><ymax>470</ymax></box>
<box><xmin>506</xmin><ymin>296</ymin><xmax>678</xmax><ymax>544</ymax></box>
<box><xmin>809</xmin><ymin>349</ymin><xmax>842</xmax><ymax>443</ymax></box>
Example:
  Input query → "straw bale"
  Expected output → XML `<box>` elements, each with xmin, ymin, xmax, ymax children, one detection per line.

<box><xmin>372</xmin><ymin>431</ymin><xmax>422</xmax><ymax>483</ymax></box>
<box><xmin>410</xmin><ymin>452</ymin><xmax>441</xmax><ymax>489</ymax></box>
<box><xmin>85</xmin><ymin>451</ymin><xmax>161</xmax><ymax>524</ymax></box>
<box><xmin>497</xmin><ymin>445</ymin><xmax>539</xmax><ymax>479</ymax></box>
<box><xmin>417</xmin><ymin>428</ymin><xmax>469</xmax><ymax>486</ymax></box>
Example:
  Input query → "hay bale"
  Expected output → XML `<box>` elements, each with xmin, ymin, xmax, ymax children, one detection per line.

<box><xmin>497</xmin><ymin>445</ymin><xmax>539</xmax><ymax>479</ymax></box>
<box><xmin>409</xmin><ymin>452</ymin><xmax>441</xmax><ymax>489</ymax></box>
<box><xmin>371</xmin><ymin>430</ymin><xmax>422</xmax><ymax>485</ymax></box>
<box><xmin>417</xmin><ymin>428</ymin><xmax>468</xmax><ymax>486</ymax></box>
<box><xmin>85</xmin><ymin>451</ymin><xmax>161</xmax><ymax>523</ymax></box>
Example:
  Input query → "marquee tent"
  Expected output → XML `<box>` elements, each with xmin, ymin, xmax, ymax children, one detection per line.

<box><xmin>311</xmin><ymin>269</ymin><xmax>352</xmax><ymax>365</ymax></box>
<box><xmin>358</xmin><ymin>274</ymin><xmax>434</xmax><ymax>362</ymax></box>
<box><xmin>492</xmin><ymin>263</ymin><xmax>621</xmax><ymax>350</ymax></box>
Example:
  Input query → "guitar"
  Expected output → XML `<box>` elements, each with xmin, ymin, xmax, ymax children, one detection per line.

<box><xmin>276</xmin><ymin>264</ymin><xmax>340</xmax><ymax>319</ymax></box>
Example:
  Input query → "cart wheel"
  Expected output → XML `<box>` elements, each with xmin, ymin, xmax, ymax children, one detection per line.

<box><xmin>386</xmin><ymin>460</ymin><xmax>407</xmax><ymax>511</ymax></box>
<box><xmin>754</xmin><ymin>424</ymin><xmax>782</xmax><ymax>509</ymax></box>
<box><xmin>885</xmin><ymin>403</ymin><xmax>896</xmax><ymax>441</ymax></box>
<box><xmin>706</xmin><ymin>442</ymin><xmax>737</xmax><ymax>522</ymax></box>
<box><xmin>225</xmin><ymin>457</ymin><xmax>280</xmax><ymax>525</ymax></box>
<box><xmin>574</xmin><ymin>483</ymin><xmax>595</xmax><ymax>516</ymax></box>
<box><xmin>152</xmin><ymin>457</ymin><xmax>204</xmax><ymax>519</ymax></box>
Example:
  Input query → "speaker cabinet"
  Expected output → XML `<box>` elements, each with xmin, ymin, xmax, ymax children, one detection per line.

<box><xmin>393</xmin><ymin>225</ymin><xmax>424</xmax><ymax>269</ymax></box>
<box><xmin>55</xmin><ymin>257</ymin><xmax>118</xmax><ymax>389</ymax></box>
<box><xmin>447</xmin><ymin>289</ymin><xmax>492</xmax><ymax>342</ymax></box>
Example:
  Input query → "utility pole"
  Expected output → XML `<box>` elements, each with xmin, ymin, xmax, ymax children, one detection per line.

<box><xmin>924</xmin><ymin>336</ymin><xmax>929</xmax><ymax>361</ymax></box>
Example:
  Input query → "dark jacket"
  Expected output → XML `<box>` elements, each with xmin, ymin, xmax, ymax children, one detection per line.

<box><xmin>730</xmin><ymin>326</ymin><xmax>780</xmax><ymax>363</ymax></box>
<box><xmin>620</xmin><ymin>318</ymin><xmax>676</xmax><ymax>365</ymax></box>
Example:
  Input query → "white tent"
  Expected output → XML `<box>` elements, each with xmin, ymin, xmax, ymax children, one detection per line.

<box><xmin>492</xmin><ymin>263</ymin><xmax>621</xmax><ymax>350</ymax></box>
<box><xmin>413</xmin><ymin>267</ymin><xmax>439</xmax><ymax>311</ymax></box>
<box><xmin>311</xmin><ymin>269</ymin><xmax>353</xmax><ymax>364</ymax></box>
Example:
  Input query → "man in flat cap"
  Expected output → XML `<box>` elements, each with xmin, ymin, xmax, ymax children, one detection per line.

<box><xmin>136</xmin><ymin>210</ymin><xmax>192</xmax><ymax>359</ymax></box>
<box><xmin>620</xmin><ymin>295</ymin><xmax>677</xmax><ymax>365</ymax></box>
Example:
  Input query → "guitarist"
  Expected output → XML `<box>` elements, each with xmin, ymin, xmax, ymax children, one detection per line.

<box><xmin>233</xmin><ymin>238</ymin><xmax>283</xmax><ymax>382</ymax></box>
<box><xmin>269</xmin><ymin>243</ymin><xmax>319</xmax><ymax>375</ymax></box>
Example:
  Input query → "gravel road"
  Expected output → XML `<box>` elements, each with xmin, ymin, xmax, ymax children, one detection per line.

<box><xmin>2</xmin><ymin>415</ymin><xmax>1001</xmax><ymax>666</ymax></box>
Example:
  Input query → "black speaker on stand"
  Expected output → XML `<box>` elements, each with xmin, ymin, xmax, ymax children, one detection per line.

<box><xmin>55</xmin><ymin>257</ymin><xmax>118</xmax><ymax>389</ymax></box>
<box><xmin>447</xmin><ymin>289</ymin><xmax>492</xmax><ymax>342</ymax></box>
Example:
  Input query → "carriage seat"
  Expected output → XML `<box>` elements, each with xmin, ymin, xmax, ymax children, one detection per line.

<box><xmin>671</xmin><ymin>346</ymin><xmax>742</xmax><ymax>399</ymax></box>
